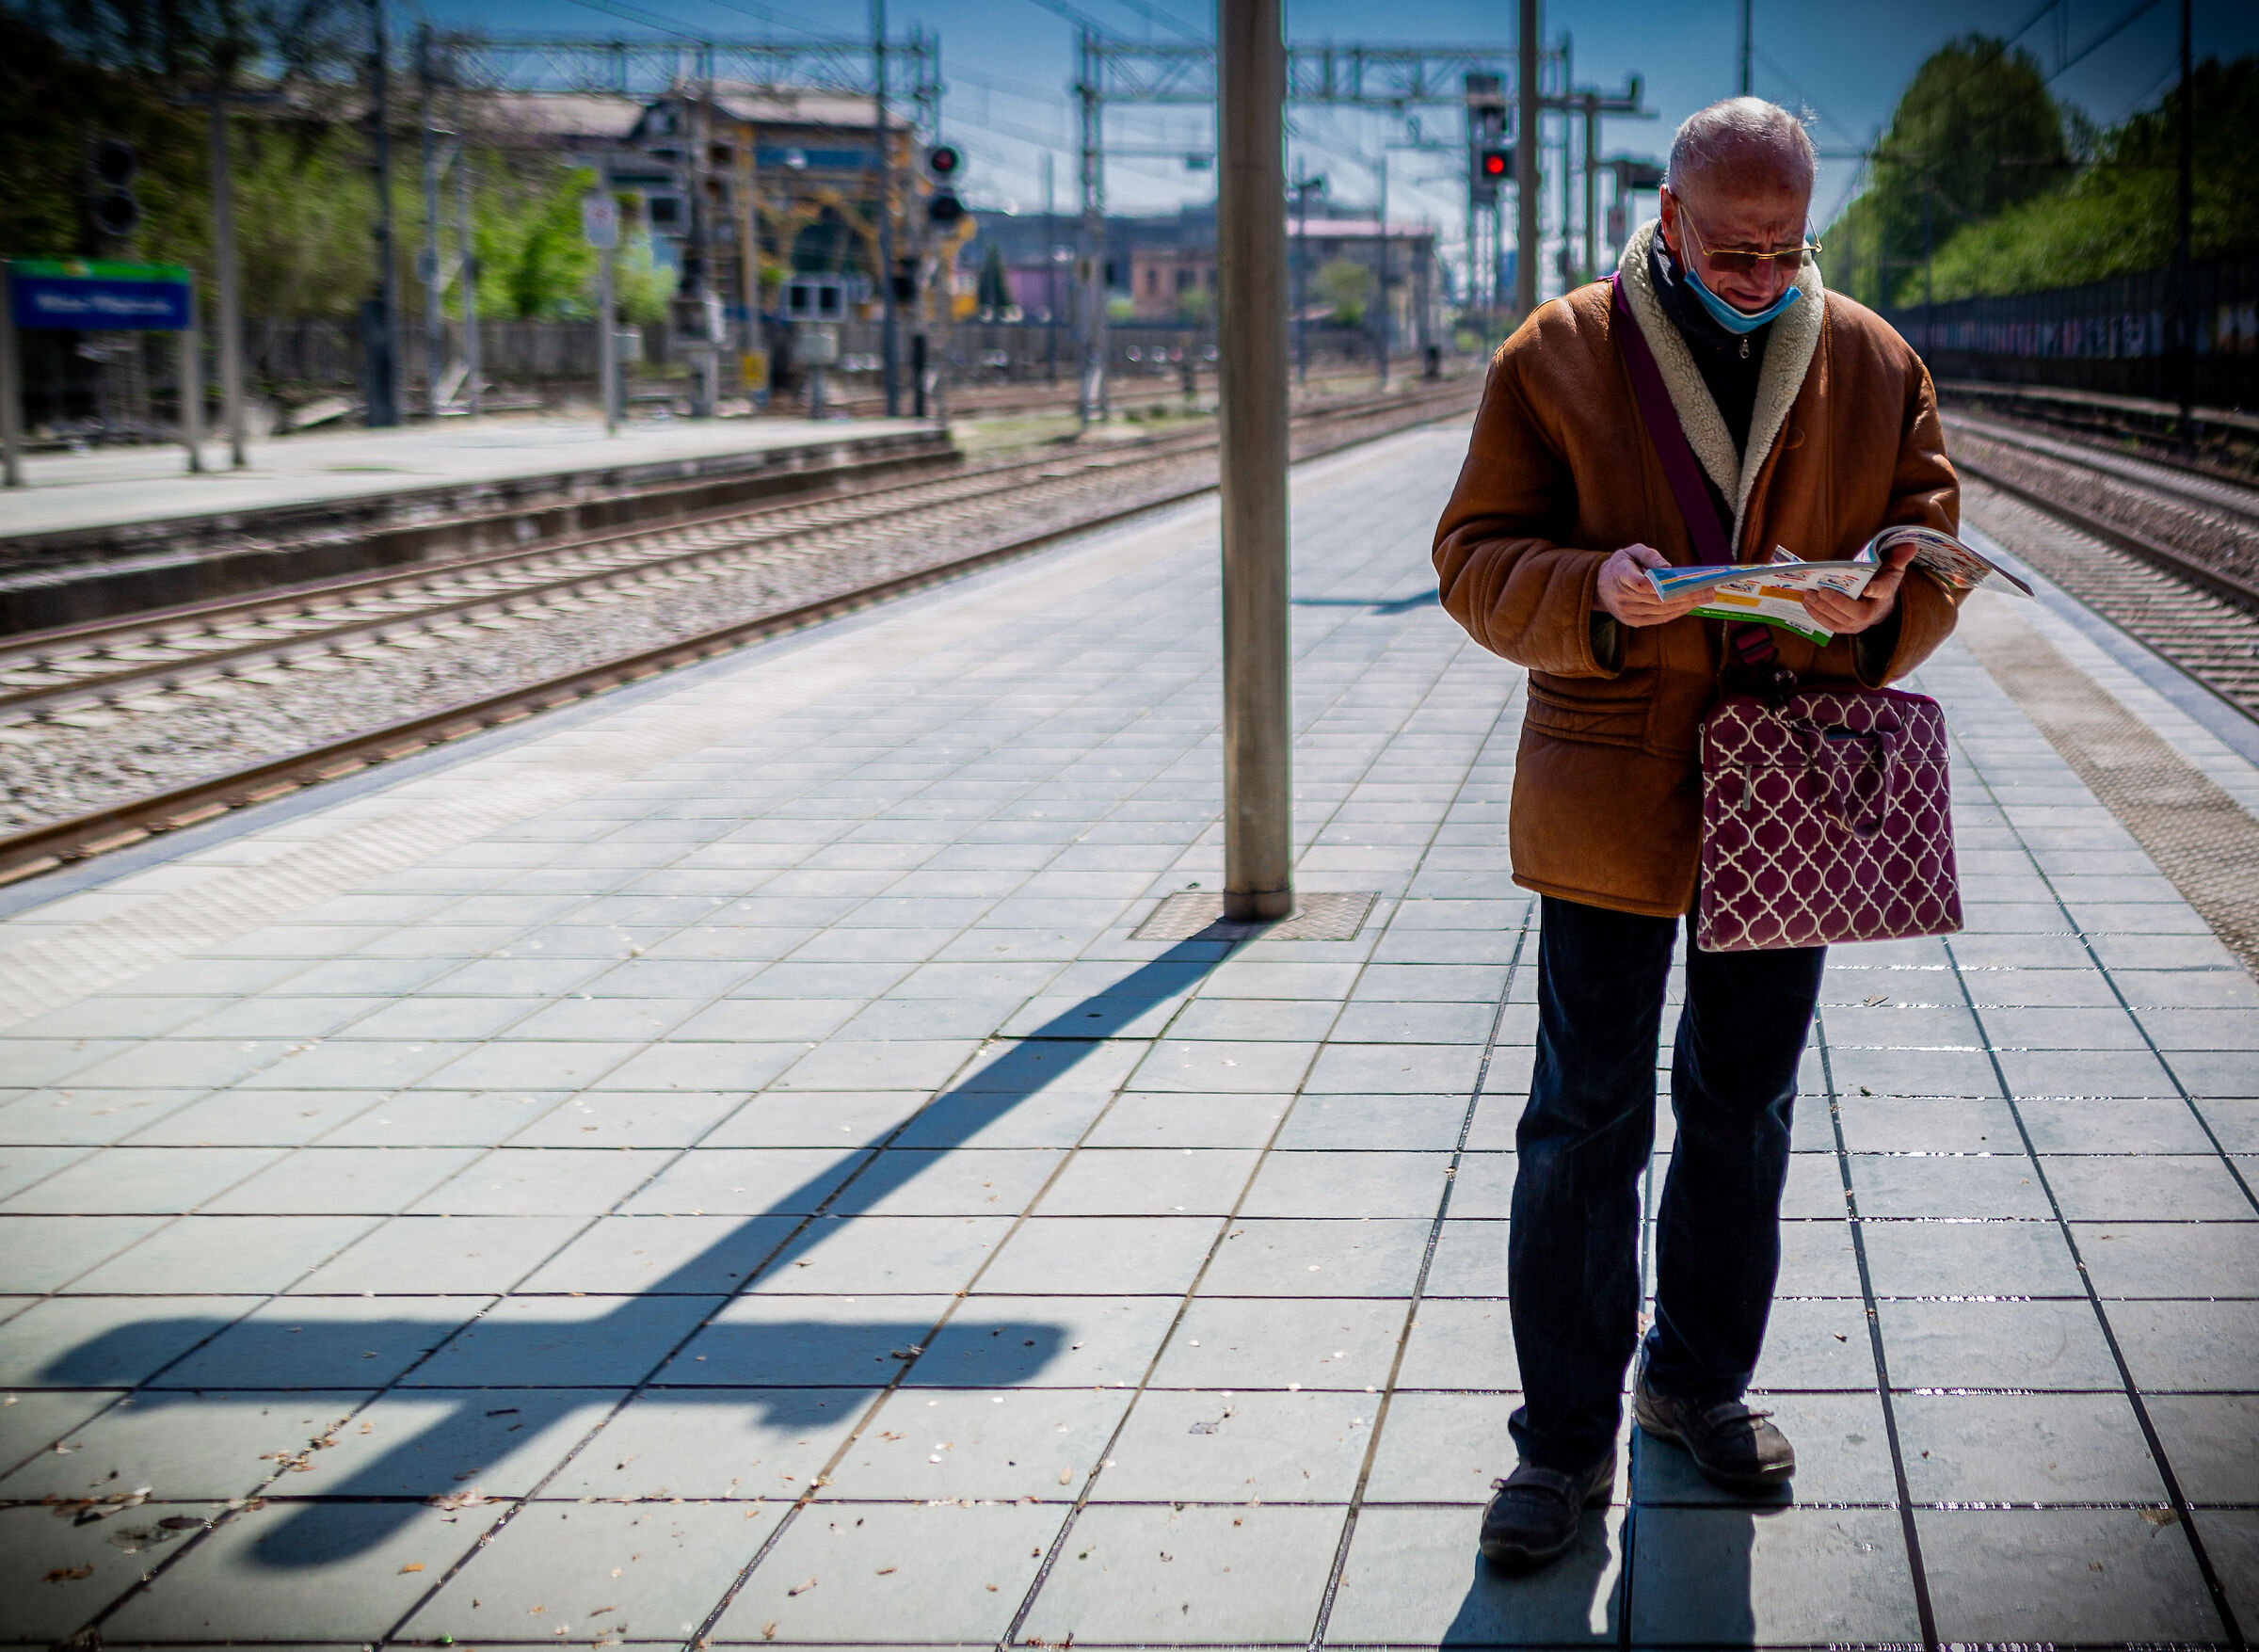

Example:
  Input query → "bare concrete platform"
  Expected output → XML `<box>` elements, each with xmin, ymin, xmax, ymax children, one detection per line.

<box><xmin>0</xmin><ymin>425</ymin><xmax>2251</xmax><ymax>1646</ymax></box>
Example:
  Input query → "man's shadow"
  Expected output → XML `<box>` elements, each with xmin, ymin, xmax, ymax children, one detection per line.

<box><xmin>37</xmin><ymin>938</ymin><xmax>1236</xmax><ymax>1569</ymax></box>
<box><xmin>1434</xmin><ymin>1437</ymin><xmax>1767</xmax><ymax>1644</ymax></box>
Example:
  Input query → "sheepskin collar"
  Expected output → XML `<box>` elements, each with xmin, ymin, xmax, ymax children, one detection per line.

<box><xmin>1616</xmin><ymin>216</ymin><xmax>1824</xmax><ymax>553</ymax></box>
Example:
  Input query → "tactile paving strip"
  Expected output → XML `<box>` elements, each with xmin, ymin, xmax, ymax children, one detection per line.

<box><xmin>1132</xmin><ymin>889</ymin><xmax>1376</xmax><ymax>942</ymax></box>
<box><xmin>1960</xmin><ymin>600</ymin><xmax>2259</xmax><ymax>979</ymax></box>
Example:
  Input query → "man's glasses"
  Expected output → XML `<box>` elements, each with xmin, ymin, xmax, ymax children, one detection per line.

<box><xmin>1680</xmin><ymin>210</ymin><xmax>1820</xmax><ymax>277</ymax></box>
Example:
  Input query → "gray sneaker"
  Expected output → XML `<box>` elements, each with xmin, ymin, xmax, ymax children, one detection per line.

<box><xmin>1632</xmin><ymin>1347</ymin><xmax>1795</xmax><ymax>1495</ymax></box>
<box><xmin>1477</xmin><ymin>1453</ymin><xmax>1614</xmax><ymax>1573</ymax></box>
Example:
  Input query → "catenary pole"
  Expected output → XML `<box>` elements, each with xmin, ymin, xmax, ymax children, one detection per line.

<box><xmin>1514</xmin><ymin>0</ymin><xmax>1539</xmax><ymax>316</ymax></box>
<box><xmin>2175</xmin><ymin>0</ymin><xmax>2193</xmax><ymax>431</ymax></box>
<box><xmin>419</xmin><ymin>24</ymin><xmax>445</xmax><ymax>420</ymax></box>
<box><xmin>180</xmin><ymin>278</ymin><xmax>203</xmax><ymax>473</ymax></box>
<box><xmin>1738</xmin><ymin>0</ymin><xmax>1752</xmax><ymax>97</ymax></box>
<box><xmin>873</xmin><ymin>0</ymin><xmax>901</xmax><ymax>417</ymax></box>
<box><xmin>209</xmin><ymin>79</ymin><xmax>247</xmax><ymax>467</ymax></box>
<box><xmin>598</xmin><ymin>168</ymin><xmax>618</xmax><ymax>437</ymax></box>
<box><xmin>0</xmin><ymin>268</ymin><xmax>22</xmax><ymax>488</ymax></box>
<box><xmin>367</xmin><ymin>0</ymin><xmax>401</xmax><ymax>426</ymax></box>
<box><xmin>1375</xmin><ymin>150</ymin><xmax>1389</xmax><ymax>389</ymax></box>
<box><xmin>1044</xmin><ymin>151</ymin><xmax>1058</xmax><ymax>387</ymax></box>
<box><xmin>456</xmin><ymin>107</ymin><xmax>480</xmax><ymax>419</ymax></box>
<box><xmin>1216</xmin><ymin>0</ymin><xmax>1292</xmax><ymax>922</ymax></box>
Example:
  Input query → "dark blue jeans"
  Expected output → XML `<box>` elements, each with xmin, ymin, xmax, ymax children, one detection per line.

<box><xmin>1507</xmin><ymin>894</ymin><xmax>1825</xmax><ymax>1473</ymax></box>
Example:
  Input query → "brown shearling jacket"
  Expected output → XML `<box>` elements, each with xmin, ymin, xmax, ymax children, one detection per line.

<box><xmin>1434</xmin><ymin>220</ymin><xmax>1962</xmax><ymax>918</ymax></box>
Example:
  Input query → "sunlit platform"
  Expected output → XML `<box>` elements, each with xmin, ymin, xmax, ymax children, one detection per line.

<box><xmin>0</xmin><ymin>425</ymin><xmax>2251</xmax><ymax>1646</ymax></box>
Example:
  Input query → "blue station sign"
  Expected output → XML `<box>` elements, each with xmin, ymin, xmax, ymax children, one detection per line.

<box><xmin>9</xmin><ymin>259</ymin><xmax>193</xmax><ymax>330</ymax></box>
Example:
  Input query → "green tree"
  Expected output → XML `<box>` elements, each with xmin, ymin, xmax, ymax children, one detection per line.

<box><xmin>1824</xmin><ymin>34</ymin><xmax>2070</xmax><ymax>308</ymax></box>
<box><xmin>474</xmin><ymin>164</ymin><xmax>601</xmax><ymax>321</ymax></box>
<box><xmin>1919</xmin><ymin>55</ymin><xmax>2259</xmax><ymax>299</ymax></box>
<box><xmin>1315</xmin><ymin>256</ymin><xmax>1374</xmax><ymax>325</ymax></box>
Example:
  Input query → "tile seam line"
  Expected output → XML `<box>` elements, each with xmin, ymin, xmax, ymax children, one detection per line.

<box><xmin>1814</xmin><ymin>1011</ymin><xmax>1942</xmax><ymax>1652</ymax></box>
<box><xmin>360</xmin><ymin>745</ymin><xmax>1221</xmax><ymax>1652</ymax></box>
<box><xmin>986</xmin><ymin>631</ymin><xmax>1524</xmax><ymax>1652</ymax></box>
<box><xmin>14</xmin><ymin>520</ymin><xmax>1291</xmax><ymax>1512</ymax></box>
<box><xmin>0</xmin><ymin>417</ymin><xmax>1448</xmax><ymax>922</ymax></box>
<box><xmin>56</xmin><ymin>1037</ymin><xmax>800</xmax><ymax>1646</ymax></box>
<box><xmin>668</xmin><ymin>553</ymin><xmax>1489</xmax><ymax>1644</ymax></box>
<box><xmin>1936</xmin><ymin>709</ymin><xmax>2246</xmax><ymax>1648</ymax></box>
<box><xmin>1302</xmin><ymin>911</ymin><xmax>1537</xmax><ymax>1652</ymax></box>
<box><xmin>1941</xmin><ymin>625</ymin><xmax>2259</xmax><ymax>1218</ymax></box>
<box><xmin>35</xmin><ymin>452</ymin><xmax>1455</xmax><ymax>1636</ymax></box>
<box><xmin>360</xmin><ymin>1009</ymin><xmax>1112</xmax><ymax>1644</ymax></box>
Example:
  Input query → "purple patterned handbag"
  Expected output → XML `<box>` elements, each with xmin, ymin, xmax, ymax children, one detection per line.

<box><xmin>1695</xmin><ymin>687</ymin><xmax>1961</xmax><ymax>950</ymax></box>
<box><xmin>1612</xmin><ymin>272</ymin><xmax>1963</xmax><ymax>951</ymax></box>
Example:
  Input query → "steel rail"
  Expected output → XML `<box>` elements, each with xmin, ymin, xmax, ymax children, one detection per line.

<box><xmin>1950</xmin><ymin>452</ymin><xmax>2259</xmax><ymax>620</ymax></box>
<box><xmin>0</xmin><ymin>384</ymin><xmax>1476</xmax><ymax>886</ymax></box>
<box><xmin>0</xmin><ymin>384</ymin><xmax>1458</xmax><ymax>723</ymax></box>
<box><xmin>1944</xmin><ymin>409</ymin><xmax>2259</xmax><ymax>530</ymax></box>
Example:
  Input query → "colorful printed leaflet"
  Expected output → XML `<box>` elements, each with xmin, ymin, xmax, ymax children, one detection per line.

<box><xmin>1641</xmin><ymin>526</ymin><xmax>2033</xmax><ymax>644</ymax></box>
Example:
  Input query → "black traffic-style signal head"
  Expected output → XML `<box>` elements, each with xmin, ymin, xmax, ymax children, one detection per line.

<box><xmin>91</xmin><ymin>136</ymin><xmax>139</xmax><ymax>187</ymax></box>
<box><xmin>1479</xmin><ymin>147</ymin><xmax>1512</xmax><ymax>180</ymax></box>
<box><xmin>927</xmin><ymin>189</ymin><xmax>965</xmax><ymax>227</ymax></box>
<box><xmin>88</xmin><ymin>136</ymin><xmax>142</xmax><ymax>240</ymax></box>
<box><xmin>926</xmin><ymin>143</ymin><xmax>962</xmax><ymax>178</ymax></box>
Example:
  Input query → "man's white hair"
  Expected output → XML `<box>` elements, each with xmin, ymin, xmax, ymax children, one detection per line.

<box><xmin>1666</xmin><ymin>97</ymin><xmax>1816</xmax><ymax>200</ymax></box>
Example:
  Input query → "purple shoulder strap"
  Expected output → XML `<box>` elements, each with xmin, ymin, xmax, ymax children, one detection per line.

<box><xmin>1611</xmin><ymin>271</ymin><xmax>1784</xmax><ymax>676</ymax></box>
<box><xmin>1610</xmin><ymin>270</ymin><xmax>1734</xmax><ymax>569</ymax></box>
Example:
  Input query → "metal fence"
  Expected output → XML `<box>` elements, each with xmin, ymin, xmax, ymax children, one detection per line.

<box><xmin>246</xmin><ymin>318</ymin><xmax>675</xmax><ymax>389</ymax></box>
<box><xmin>1885</xmin><ymin>250</ymin><xmax>2259</xmax><ymax>409</ymax></box>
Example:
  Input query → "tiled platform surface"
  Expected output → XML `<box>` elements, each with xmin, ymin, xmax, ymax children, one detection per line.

<box><xmin>0</xmin><ymin>425</ymin><xmax>2253</xmax><ymax>1648</ymax></box>
<box><xmin>0</xmin><ymin>413</ymin><xmax>928</xmax><ymax>539</ymax></box>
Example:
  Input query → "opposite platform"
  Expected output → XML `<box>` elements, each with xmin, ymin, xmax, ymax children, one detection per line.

<box><xmin>0</xmin><ymin>424</ymin><xmax>2252</xmax><ymax>1648</ymax></box>
<box><xmin>0</xmin><ymin>413</ymin><xmax>933</xmax><ymax>542</ymax></box>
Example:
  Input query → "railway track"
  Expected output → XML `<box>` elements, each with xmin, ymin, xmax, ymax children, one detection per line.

<box><xmin>1944</xmin><ymin>409</ymin><xmax>2259</xmax><ymax>721</ymax></box>
<box><xmin>0</xmin><ymin>377</ymin><xmax>1476</xmax><ymax>886</ymax></box>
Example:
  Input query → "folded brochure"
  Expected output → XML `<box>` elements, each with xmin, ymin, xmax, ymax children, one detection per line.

<box><xmin>1642</xmin><ymin>525</ymin><xmax>2034</xmax><ymax>644</ymax></box>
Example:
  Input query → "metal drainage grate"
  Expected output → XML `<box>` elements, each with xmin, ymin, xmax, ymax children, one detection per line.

<box><xmin>1132</xmin><ymin>890</ymin><xmax>1377</xmax><ymax>943</ymax></box>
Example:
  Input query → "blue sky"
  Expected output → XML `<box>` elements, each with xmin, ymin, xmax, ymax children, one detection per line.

<box><xmin>421</xmin><ymin>0</ymin><xmax>2257</xmax><ymax>279</ymax></box>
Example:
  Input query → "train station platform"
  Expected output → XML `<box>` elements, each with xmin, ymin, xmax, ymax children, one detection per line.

<box><xmin>0</xmin><ymin>423</ymin><xmax>2252</xmax><ymax>1646</ymax></box>
<box><xmin>0</xmin><ymin>414</ymin><xmax>948</xmax><ymax>635</ymax></box>
<box><xmin>0</xmin><ymin>414</ymin><xmax>935</xmax><ymax>544</ymax></box>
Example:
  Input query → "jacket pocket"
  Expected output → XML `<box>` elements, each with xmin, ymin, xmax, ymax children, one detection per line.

<box><xmin>1525</xmin><ymin>669</ymin><xmax>1656</xmax><ymax>748</ymax></box>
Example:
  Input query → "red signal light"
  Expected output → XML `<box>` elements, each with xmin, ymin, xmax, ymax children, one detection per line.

<box><xmin>1481</xmin><ymin>150</ymin><xmax>1509</xmax><ymax>177</ymax></box>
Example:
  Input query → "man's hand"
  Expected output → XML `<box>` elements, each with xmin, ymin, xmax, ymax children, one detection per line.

<box><xmin>1802</xmin><ymin>542</ymin><xmax>1916</xmax><ymax>635</ymax></box>
<box><xmin>1594</xmin><ymin>544</ymin><xmax>1709</xmax><ymax>628</ymax></box>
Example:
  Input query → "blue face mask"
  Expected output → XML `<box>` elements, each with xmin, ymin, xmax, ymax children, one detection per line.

<box><xmin>1680</xmin><ymin>249</ymin><xmax>1802</xmax><ymax>334</ymax></box>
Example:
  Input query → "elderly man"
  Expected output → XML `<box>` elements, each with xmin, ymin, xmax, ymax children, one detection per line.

<box><xmin>1433</xmin><ymin>98</ymin><xmax>1960</xmax><ymax>1570</ymax></box>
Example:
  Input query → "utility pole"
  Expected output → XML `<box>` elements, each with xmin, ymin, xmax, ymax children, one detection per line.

<box><xmin>1077</xmin><ymin>26</ymin><xmax>1108</xmax><ymax>426</ymax></box>
<box><xmin>595</xmin><ymin>168</ymin><xmax>618</xmax><ymax>437</ymax></box>
<box><xmin>365</xmin><ymin>0</ymin><xmax>401</xmax><ymax>426</ymax></box>
<box><xmin>737</xmin><ymin>120</ymin><xmax>761</xmax><ymax>406</ymax></box>
<box><xmin>1216</xmin><ymin>0</ymin><xmax>1292</xmax><ymax>923</ymax></box>
<box><xmin>2174</xmin><ymin>0</ymin><xmax>2194</xmax><ymax>430</ymax></box>
<box><xmin>456</xmin><ymin>113</ymin><xmax>480</xmax><ymax>418</ymax></box>
<box><xmin>873</xmin><ymin>0</ymin><xmax>901</xmax><ymax>417</ymax></box>
<box><xmin>1375</xmin><ymin>150</ymin><xmax>1390</xmax><ymax>389</ymax></box>
<box><xmin>1044</xmin><ymin>151</ymin><xmax>1059</xmax><ymax>387</ymax></box>
<box><xmin>1738</xmin><ymin>0</ymin><xmax>1752</xmax><ymax>98</ymax></box>
<box><xmin>1514</xmin><ymin>0</ymin><xmax>1539</xmax><ymax>316</ymax></box>
<box><xmin>418</xmin><ymin>24</ymin><xmax>445</xmax><ymax>420</ymax></box>
<box><xmin>208</xmin><ymin>78</ymin><xmax>247</xmax><ymax>467</ymax></box>
<box><xmin>1921</xmin><ymin>176</ymin><xmax>1934</xmax><ymax>359</ymax></box>
<box><xmin>1293</xmin><ymin>164</ymin><xmax>1313</xmax><ymax>387</ymax></box>
<box><xmin>1580</xmin><ymin>92</ymin><xmax>1598</xmax><ymax>282</ymax></box>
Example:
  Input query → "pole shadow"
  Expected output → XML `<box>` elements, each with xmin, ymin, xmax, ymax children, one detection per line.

<box><xmin>1291</xmin><ymin>588</ymin><xmax>1440</xmax><ymax>615</ymax></box>
<box><xmin>36</xmin><ymin>938</ymin><xmax>1237</xmax><ymax>1568</ymax></box>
